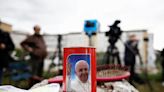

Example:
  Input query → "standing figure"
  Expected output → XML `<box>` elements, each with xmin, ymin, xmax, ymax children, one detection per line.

<box><xmin>161</xmin><ymin>48</ymin><xmax>164</xmax><ymax>86</ymax></box>
<box><xmin>21</xmin><ymin>25</ymin><xmax>47</xmax><ymax>85</ymax></box>
<box><xmin>124</xmin><ymin>34</ymin><xmax>144</xmax><ymax>84</ymax></box>
<box><xmin>0</xmin><ymin>27</ymin><xmax>15</xmax><ymax>85</ymax></box>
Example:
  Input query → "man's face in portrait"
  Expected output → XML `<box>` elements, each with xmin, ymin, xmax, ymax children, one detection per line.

<box><xmin>75</xmin><ymin>60</ymin><xmax>89</xmax><ymax>83</ymax></box>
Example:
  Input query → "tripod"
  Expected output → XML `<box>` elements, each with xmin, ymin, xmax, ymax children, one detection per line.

<box><xmin>104</xmin><ymin>41</ymin><xmax>121</xmax><ymax>65</ymax></box>
<box><xmin>47</xmin><ymin>35</ymin><xmax>63</xmax><ymax>75</ymax></box>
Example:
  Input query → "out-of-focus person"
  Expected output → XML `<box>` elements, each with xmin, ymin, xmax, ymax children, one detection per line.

<box><xmin>21</xmin><ymin>25</ymin><xmax>47</xmax><ymax>86</ymax></box>
<box><xmin>0</xmin><ymin>22</ymin><xmax>15</xmax><ymax>85</ymax></box>
<box><xmin>124</xmin><ymin>34</ymin><xmax>144</xmax><ymax>85</ymax></box>
<box><xmin>161</xmin><ymin>48</ymin><xmax>164</xmax><ymax>86</ymax></box>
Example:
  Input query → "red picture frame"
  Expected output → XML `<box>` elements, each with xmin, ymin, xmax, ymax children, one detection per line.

<box><xmin>63</xmin><ymin>47</ymin><xmax>96</xmax><ymax>92</ymax></box>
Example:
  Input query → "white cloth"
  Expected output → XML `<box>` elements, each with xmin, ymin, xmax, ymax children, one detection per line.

<box><xmin>105</xmin><ymin>80</ymin><xmax>139</xmax><ymax>92</ymax></box>
<box><xmin>29</xmin><ymin>83</ymin><xmax>60</xmax><ymax>92</ymax></box>
<box><xmin>0</xmin><ymin>83</ymin><xmax>60</xmax><ymax>92</ymax></box>
<box><xmin>30</xmin><ymin>80</ymin><xmax>49</xmax><ymax>89</ymax></box>
<box><xmin>0</xmin><ymin>85</ymin><xmax>28</xmax><ymax>92</ymax></box>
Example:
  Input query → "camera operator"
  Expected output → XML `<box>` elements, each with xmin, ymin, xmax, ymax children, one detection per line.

<box><xmin>124</xmin><ymin>34</ymin><xmax>145</xmax><ymax>85</ymax></box>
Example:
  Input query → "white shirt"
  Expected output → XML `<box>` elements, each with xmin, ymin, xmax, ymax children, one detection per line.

<box><xmin>71</xmin><ymin>76</ymin><xmax>91</xmax><ymax>92</ymax></box>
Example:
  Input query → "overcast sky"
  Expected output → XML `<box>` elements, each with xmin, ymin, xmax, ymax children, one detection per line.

<box><xmin>0</xmin><ymin>0</ymin><xmax>164</xmax><ymax>50</ymax></box>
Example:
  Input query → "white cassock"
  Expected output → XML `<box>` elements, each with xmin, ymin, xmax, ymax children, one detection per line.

<box><xmin>71</xmin><ymin>76</ymin><xmax>91</xmax><ymax>92</ymax></box>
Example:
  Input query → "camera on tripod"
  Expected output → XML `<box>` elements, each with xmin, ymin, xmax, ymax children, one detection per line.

<box><xmin>105</xmin><ymin>20</ymin><xmax>122</xmax><ymax>45</ymax></box>
<box><xmin>104</xmin><ymin>20</ymin><xmax>122</xmax><ymax>64</ymax></box>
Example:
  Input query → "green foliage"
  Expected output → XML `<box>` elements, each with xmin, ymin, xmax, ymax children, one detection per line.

<box><xmin>14</xmin><ymin>48</ymin><xmax>25</xmax><ymax>57</ymax></box>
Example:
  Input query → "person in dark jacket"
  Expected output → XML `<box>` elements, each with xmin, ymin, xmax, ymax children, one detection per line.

<box><xmin>124</xmin><ymin>34</ymin><xmax>144</xmax><ymax>85</ymax></box>
<box><xmin>0</xmin><ymin>28</ymin><xmax>15</xmax><ymax>85</ymax></box>
<box><xmin>161</xmin><ymin>48</ymin><xmax>164</xmax><ymax>86</ymax></box>
<box><xmin>21</xmin><ymin>25</ymin><xmax>47</xmax><ymax>80</ymax></box>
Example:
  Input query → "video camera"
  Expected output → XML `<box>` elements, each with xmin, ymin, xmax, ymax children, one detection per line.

<box><xmin>105</xmin><ymin>20</ymin><xmax>122</xmax><ymax>45</ymax></box>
